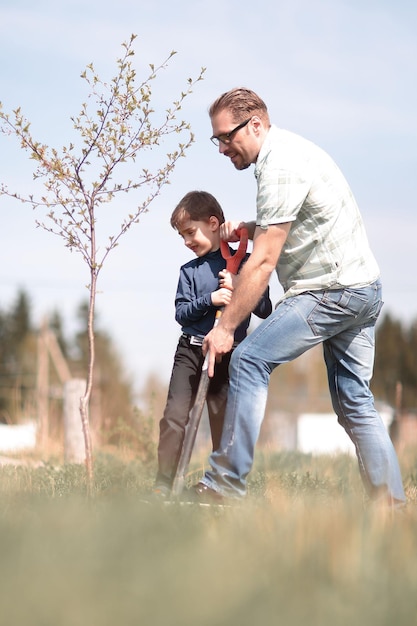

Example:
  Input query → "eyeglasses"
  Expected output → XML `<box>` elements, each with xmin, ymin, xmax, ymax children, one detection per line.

<box><xmin>210</xmin><ymin>118</ymin><xmax>252</xmax><ymax>147</ymax></box>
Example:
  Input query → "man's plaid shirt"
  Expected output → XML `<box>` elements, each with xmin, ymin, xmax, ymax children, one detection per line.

<box><xmin>254</xmin><ymin>125</ymin><xmax>380</xmax><ymax>300</ymax></box>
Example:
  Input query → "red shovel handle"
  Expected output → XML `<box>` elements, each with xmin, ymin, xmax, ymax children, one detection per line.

<box><xmin>219</xmin><ymin>227</ymin><xmax>249</xmax><ymax>275</ymax></box>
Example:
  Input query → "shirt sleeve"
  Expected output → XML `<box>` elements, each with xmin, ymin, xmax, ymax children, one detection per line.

<box><xmin>255</xmin><ymin>165</ymin><xmax>311</xmax><ymax>229</ymax></box>
<box><xmin>174</xmin><ymin>267</ymin><xmax>213</xmax><ymax>327</ymax></box>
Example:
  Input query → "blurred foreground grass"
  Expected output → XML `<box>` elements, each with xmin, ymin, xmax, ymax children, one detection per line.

<box><xmin>0</xmin><ymin>450</ymin><xmax>416</xmax><ymax>626</ymax></box>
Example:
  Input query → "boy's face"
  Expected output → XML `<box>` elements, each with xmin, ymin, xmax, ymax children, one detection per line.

<box><xmin>178</xmin><ymin>217</ymin><xmax>219</xmax><ymax>257</ymax></box>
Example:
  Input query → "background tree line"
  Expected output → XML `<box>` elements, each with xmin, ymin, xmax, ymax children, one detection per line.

<box><xmin>0</xmin><ymin>289</ymin><xmax>157</xmax><ymax>460</ymax></box>
<box><xmin>373</xmin><ymin>313</ymin><xmax>417</xmax><ymax>411</ymax></box>
<box><xmin>1</xmin><ymin>290</ymin><xmax>416</xmax><ymax>450</ymax></box>
<box><xmin>265</xmin><ymin>313</ymin><xmax>417</xmax><ymax>420</ymax></box>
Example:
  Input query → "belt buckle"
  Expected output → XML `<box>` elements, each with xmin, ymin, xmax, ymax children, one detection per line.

<box><xmin>190</xmin><ymin>335</ymin><xmax>203</xmax><ymax>346</ymax></box>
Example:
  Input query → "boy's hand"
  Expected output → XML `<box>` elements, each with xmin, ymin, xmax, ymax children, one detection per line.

<box><xmin>211</xmin><ymin>287</ymin><xmax>233</xmax><ymax>307</ymax></box>
<box><xmin>218</xmin><ymin>269</ymin><xmax>235</xmax><ymax>291</ymax></box>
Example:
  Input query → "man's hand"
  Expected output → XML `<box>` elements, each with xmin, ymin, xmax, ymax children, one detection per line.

<box><xmin>220</xmin><ymin>221</ymin><xmax>245</xmax><ymax>242</ymax></box>
<box><xmin>220</xmin><ymin>220</ymin><xmax>256</xmax><ymax>242</ymax></box>
<box><xmin>203</xmin><ymin>325</ymin><xmax>234</xmax><ymax>377</ymax></box>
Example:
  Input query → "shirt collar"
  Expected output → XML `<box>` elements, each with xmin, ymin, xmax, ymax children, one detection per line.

<box><xmin>254</xmin><ymin>125</ymin><xmax>278</xmax><ymax>178</ymax></box>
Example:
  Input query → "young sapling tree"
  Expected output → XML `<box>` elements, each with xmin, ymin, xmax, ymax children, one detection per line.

<box><xmin>0</xmin><ymin>34</ymin><xmax>205</xmax><ymax>488</ymax></box>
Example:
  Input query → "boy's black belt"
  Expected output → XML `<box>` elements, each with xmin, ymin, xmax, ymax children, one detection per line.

<box><xmin>181</xmin><ymin>333</ymin><xmax>204</xmax><ymax>346</ymax></box>
<box><xmin>181</xmin><ymin>333</ymin><xmax>239</xmax><ymax>348</ymax></box>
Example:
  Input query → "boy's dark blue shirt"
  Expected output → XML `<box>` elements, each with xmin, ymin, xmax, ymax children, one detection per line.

<box><xmin>175</xmin><ymin>248</ymin><xmax>272</xmax><ymax>342</ymax></box>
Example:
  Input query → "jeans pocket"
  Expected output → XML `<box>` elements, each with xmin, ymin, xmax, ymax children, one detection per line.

<box><xmin>307</xmin><ymin>287</ymin><xmax>379</xmax><ymax>337</ymax></box>
<box><xmin>340</xmin><ymin>286</ymin><xmax>384</xmax><ymax>323</ymax></box>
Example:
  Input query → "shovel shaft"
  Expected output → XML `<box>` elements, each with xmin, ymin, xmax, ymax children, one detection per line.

<box><xmin>171</xmin><ymin>357</ymin><xmax>210</xmax><ymax>496</ymax></box>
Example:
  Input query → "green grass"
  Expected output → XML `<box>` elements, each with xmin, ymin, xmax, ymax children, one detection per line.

<box><xmin>0</xmin><ymin>450</ymin><xmax>416</xmax><ymax>625</ymax></box>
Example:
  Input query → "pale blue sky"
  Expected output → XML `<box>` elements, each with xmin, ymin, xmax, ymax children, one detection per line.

<box><xmin>1</xmin><ymin>0</ymin><xmax>416</xmax><ymax>393</ymax></box>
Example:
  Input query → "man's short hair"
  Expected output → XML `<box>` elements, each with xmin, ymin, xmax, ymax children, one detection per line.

<box><xmin>209</xmin><ymin>87</ymin><xmax>270</xmax><ymax>125</ymax></box>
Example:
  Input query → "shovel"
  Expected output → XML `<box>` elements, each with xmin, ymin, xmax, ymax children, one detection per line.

<box><xmin>171</xmin><ymin>228</ymin><xmax>248</xmax><ymax>497</ymax></box>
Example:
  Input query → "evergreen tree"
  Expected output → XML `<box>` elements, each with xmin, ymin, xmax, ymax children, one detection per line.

<box><xmin>374</xmin><ymin>313</ymin><xmax>417</xmax><ymax>411</ymax></box>
<box><xmin>0</xmin><ymin>289</ymin><xmax>35</xmax><ymax>421</ymax></box>
<box><xmin>373</xmin><ymin>313</ymin><xmax>405</xmax><ymax>405</ymax></box>
<box><xmin>0</xmin><ymin>290</ymin><xmax>139</xmax><ymax>441</ymax></box>
<box><xmin>49</xmin><ymin>310</ymin><xmax>69</xmax><ymax>359</ymax></box>
<box><xmin>402</xmin><ymin>321</ymin><xmax>417</xmax><ymax>408</ymax></box>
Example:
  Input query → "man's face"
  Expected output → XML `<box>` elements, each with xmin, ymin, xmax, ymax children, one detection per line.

<box><xmin>210</xmin><ymin>109</ymin><xmax>260</xmax><ymax>170</ymax></box>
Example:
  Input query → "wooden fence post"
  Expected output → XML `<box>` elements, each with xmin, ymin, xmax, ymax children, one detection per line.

<box><xmin>64</xmin><ymin>378</ymin><xmax>86</xmax><ymax>463</ymax></box>
<box><xmin>36</xmin><ymin>320</ymin><xmax>49</xmax><ymax>448</ymax></box>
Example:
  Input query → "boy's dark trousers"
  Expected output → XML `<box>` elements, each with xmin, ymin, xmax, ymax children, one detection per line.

<box><xmin>156</xmin><ymin>334</ymin><xmax>232</xmax><ymax>489</ymax></box>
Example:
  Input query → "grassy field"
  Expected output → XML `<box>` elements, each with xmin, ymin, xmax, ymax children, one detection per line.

<box><xmin>0</xmin><ymin>449</ymin><xmax>416</xmax><ymax>626</ymax></box>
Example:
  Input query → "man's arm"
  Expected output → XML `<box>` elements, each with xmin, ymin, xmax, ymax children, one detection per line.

<box><xmin>203</xmin><ymin>222</ymin><xmax>291</xmax><ymax>377</ymax></box>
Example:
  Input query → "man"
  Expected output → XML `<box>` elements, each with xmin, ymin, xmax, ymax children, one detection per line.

<box><xmin>188</xmin><ymin>87</ymin><xmax>405</xmax><ymax>507</ymax></box>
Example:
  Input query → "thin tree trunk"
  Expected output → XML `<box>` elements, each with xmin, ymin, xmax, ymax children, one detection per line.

<box><xmin>79</xmin><ymin>218</ymin><xmax>98</xmax><ymax>493</ymax></box>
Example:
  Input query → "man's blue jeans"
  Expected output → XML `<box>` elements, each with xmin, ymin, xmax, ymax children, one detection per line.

<box><xmin>201</xmin><ymin>280</ymin><xmax>406</xmax><ymax>504</ymax></box>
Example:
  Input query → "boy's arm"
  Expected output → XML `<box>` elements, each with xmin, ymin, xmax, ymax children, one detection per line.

<box><xmin>175</xmin><ymin>274</ymin><xmax>211</xmax><ymax>326</ymax></box>
<box><xmin>174</xmin><ymin>266</ymin><xmax>231</xmax><ymax>327</ymax></box>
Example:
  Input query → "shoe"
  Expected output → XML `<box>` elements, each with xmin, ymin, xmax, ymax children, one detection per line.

<box><xmin>183</xmin><ymin>482</ymin><xmax>225</xmax><ymax>505</ymax></box>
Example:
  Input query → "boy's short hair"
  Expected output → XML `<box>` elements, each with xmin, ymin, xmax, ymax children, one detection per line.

<box><xmin>170</xmin><ymin>191</ymin><xmax>225</xmax><ymax>230</ymax></box>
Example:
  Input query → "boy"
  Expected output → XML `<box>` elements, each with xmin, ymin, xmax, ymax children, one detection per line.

<box><xmin>153</xmin><ymin>190</ymin><xmax>272</xmax><ymax>497</ymax></box>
